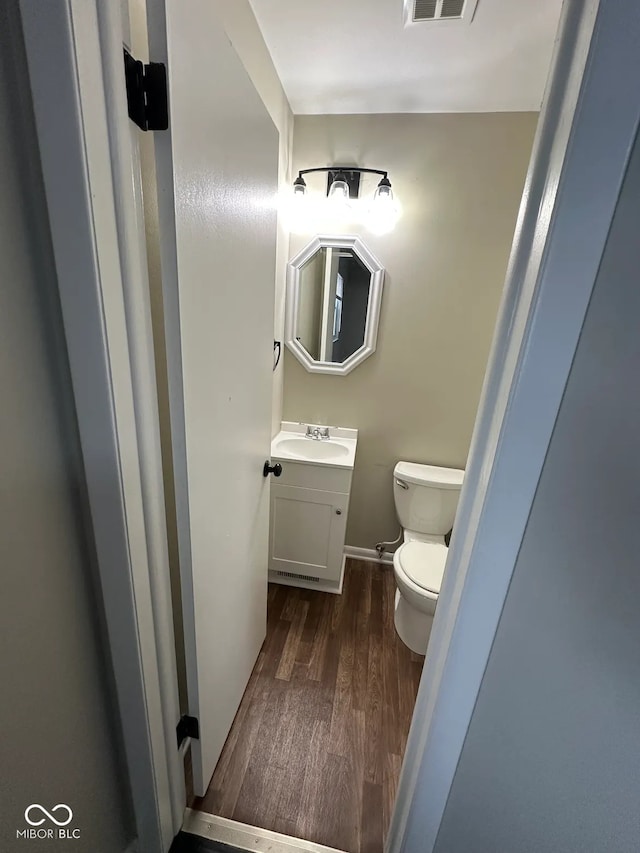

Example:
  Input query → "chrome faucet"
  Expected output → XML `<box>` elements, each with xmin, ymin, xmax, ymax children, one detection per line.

<box><xmin>305</xmin><ymin>424</ymin><xmax>330</xmax><ymax>440</ymax></box>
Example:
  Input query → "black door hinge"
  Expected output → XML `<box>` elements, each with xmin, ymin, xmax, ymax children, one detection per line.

<box><xmin>124</xmin><ymin>48</ymin><xmax>168</xmax><ymax>132</ymax></box>
<box><xmin>176</xmin><ymin>714</ymin><xmax>199</xmax><ymax>749</ymax></box>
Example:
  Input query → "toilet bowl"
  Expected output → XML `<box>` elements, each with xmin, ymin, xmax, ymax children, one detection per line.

<box><xmin>393</xmin><ymin>538</ymin><xmax>448</xmax><ymax>654</ymax></box>
<box><xmin>392</xmin><ymin>462</ymin><xmax>464</xmax><ymax>655</ymax></box>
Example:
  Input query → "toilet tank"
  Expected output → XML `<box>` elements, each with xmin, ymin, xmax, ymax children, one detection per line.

<box><xmin>393</xmin><ymin>461</ymin><xmax>464</xmax><ymax>536</ymax></box>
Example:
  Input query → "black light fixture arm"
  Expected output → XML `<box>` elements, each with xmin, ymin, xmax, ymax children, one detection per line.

<box><xmin>293</xmin><ymin>166</ymin><xmax>391</xmax><ymax>200</ymax></box>
<box><xmin>297</xmin><ymin>166</ymin><xmax>388</xmax><ymax>180</ymax></box>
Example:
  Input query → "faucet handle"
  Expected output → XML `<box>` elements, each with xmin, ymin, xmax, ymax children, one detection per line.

<box><xmin>304</xmin><ymin>424</ymin><xmax>330</xmax><ymax>439</ymax></box>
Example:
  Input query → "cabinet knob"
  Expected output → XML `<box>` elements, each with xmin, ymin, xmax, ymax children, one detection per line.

<box><xmin>335</xmin><ymin>509</ymin><xmax>342</xmax><ymax>515</ymax></box>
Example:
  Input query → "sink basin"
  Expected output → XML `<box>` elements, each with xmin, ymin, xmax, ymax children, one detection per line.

<box><xmin>275</xmin><ymin>437</ymin><xmax>350</xmax><ymax>462</ymax></box>
<box><xmin>271</xmin><ymin>422</ymin><xmax>358</xmax><ymax>469</ymax></box>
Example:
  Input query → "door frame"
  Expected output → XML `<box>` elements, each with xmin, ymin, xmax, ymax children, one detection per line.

<box><xmin>19</xmin><ymin>1</ymin><xmax>640</xmax><ymax>853</ymax></box>
<box><xmin>387</xmin><ymin>1</ymin><xmax>640</xmax><ymax>850</ymax></box>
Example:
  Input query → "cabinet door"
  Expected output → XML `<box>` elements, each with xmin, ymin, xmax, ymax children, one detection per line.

<box><xmin>269</xmin><ymin>485</ymin><xmax>348</xmax><ymax>582</ymax></box>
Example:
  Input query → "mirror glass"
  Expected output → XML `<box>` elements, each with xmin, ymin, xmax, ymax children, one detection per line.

<box><xmin>295</xmin><ymin>247</ymin><xmax>372</xmax><ymax>364</ymax></box>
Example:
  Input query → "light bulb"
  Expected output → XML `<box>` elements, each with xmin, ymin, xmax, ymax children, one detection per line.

<box><xmin>327</xmin><ymin>173</ymin><xmax>352</xmax><ymax>222</ymax></box>
<box><xmin>368</xmin><ymin>178</ymin><xmax>399</xmax><ymax>234</ymax></box>
<box><xmin>281</xmin><ymin>178</ymin><xmax>314</xmax><ymax>233</ymax></box>
<box><xmin>328</xmin><ymin>178</ymin><xmax>350</xmax><ymax>202</ymax></box>
<box><xmin>292</xmin><ymin>175</ymin><xmax>307</xmax><ymax>197</ymax></box>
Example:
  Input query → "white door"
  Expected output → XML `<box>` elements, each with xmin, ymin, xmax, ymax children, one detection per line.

<box><xmin>156</xmin><ymin>0</ymin><xmax>279</xmax><ymax>795</ymax></box>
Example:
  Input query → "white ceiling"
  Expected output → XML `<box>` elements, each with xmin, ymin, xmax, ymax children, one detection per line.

<box><xmin>248</xmin><ymin>0</ymin><xmax>564</xmax><ymax>115</ymax></box>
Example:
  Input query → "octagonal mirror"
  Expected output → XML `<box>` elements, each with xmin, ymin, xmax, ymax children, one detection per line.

<box><xmin>285</xmin><ymin>235</ymin><xmax>385</xmax><ymax>375</ymax></box>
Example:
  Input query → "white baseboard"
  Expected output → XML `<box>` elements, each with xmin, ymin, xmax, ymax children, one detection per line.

<box><xmin>182</xmin><ymin>808</ymin><xmax>347</xmax><ymax>853</ymax></box>
<box><xmin>343</xmin><ymin>545</ymin><xmax>394</xmax><ymax>566</ymax></box>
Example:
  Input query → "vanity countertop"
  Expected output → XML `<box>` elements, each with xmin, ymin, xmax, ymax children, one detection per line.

<box><xmin>271</xmin><ymin>421</ymin><xmax>358</xmax><ymax>469</ymax></box>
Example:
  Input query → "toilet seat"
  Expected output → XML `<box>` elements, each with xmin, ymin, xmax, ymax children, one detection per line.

<box><xmin>396</xmin><ymin>540</ymin><xmax>448</xmax><ymax>594</ymax></box>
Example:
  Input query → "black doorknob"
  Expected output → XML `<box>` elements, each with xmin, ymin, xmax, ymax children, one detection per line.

<box><xmin>263</xmin><ymin>461</ymin><xmax>282</xmax><ymax>478</ymax></box>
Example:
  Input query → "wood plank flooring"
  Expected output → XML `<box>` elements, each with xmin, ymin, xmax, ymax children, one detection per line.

<box><xmin>191</xmin><ymin>560</ymin><xmax>424</xmax><ymax>853</ymax></box>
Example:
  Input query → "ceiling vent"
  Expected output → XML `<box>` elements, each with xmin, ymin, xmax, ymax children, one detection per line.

<box><xmin>404</xmin><ymin>0</ymin><xmax>479</xmax><ymax>26</ymax></box>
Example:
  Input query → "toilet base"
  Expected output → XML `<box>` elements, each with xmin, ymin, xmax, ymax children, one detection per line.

<box><xmin>394</xmin><ymin>588</ymin><xmax>433</xmax><ymax>656</ymax></box>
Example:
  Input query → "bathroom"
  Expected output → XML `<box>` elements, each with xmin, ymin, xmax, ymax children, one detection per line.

<box><xmin>119</xmin><ymin>0</ymin><xmax>558</xmax><ymax>851</ymax></box>
<box><xmin>183</xmin><ymin>113</ymin><xmax>537</xmax><ymax>850</ymax></box>
<box><xmin>11</xmin><ymin>0</ymin><xmax>639</xmax><ymax>849</ymax></box>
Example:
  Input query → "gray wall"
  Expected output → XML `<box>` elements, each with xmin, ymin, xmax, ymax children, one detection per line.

<box><xmin>0</xmin><ymin>5</ymin><xmax>133</xmax><ymax>851</ymax></box>
<box><xmin>433</xmin><ymin>128</ymin><xmax>640</xmax><ymax>853</ymax></box>
<box><xmin>284</xmin><ymin>113</ymin><xmax>537</xmax><ymax>549</ymax></box>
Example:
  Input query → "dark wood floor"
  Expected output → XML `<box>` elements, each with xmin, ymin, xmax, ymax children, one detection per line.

<box><xmin>192</xmin><ymin>560</ymin><xmax>424</xmax><ymax>853</ymax></box>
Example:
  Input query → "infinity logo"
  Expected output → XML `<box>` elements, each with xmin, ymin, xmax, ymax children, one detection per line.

<box><xmin>24</xmin><ymin>804</ymin><xmax>73</xmax><ymax>827</ymax></box>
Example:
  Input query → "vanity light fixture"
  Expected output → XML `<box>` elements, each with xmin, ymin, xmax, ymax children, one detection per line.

<box><xmin>290</xmin><ymin>166</ymin><xmax>400</xmax><ymax>233</ymax></box>
<box><xmin>292</xmin><ymin>166</ymin><xmax>392</xmax><ymax>200</ymax></box>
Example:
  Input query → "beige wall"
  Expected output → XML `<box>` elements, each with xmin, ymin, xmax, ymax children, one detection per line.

<box><xmin>284</xmin><ymin>113</ymin><xmax>537</xmax><ymax>549</ymax></box>
<box><xmin>0</xmin><ymin>5</ymin><xmax>132</xmax><ymax>850</ymax></box>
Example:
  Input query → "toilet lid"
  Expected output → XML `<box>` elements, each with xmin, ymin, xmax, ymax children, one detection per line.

<box><xmin>397</xmin><ymin>541</ymin><xmax>448</xmax><ymax>593</ymax></box>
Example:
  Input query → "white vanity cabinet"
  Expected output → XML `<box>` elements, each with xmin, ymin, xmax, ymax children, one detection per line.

<box><xmin>267</xmin><ymin>423</ymin><xmax>357</xmax><ymax>594</ymax></box>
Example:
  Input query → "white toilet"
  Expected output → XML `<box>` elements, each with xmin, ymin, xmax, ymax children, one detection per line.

<box><xmin>392</xmin><ymin>461</ymin><xmax>464</xmax><ymax>655</ymax></box>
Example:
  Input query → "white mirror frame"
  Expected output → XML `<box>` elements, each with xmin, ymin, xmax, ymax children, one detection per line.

<box><xmin>285</xmin><ymin>235</ymin><xmax>385</xmax><ymax>375</ymax></box>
